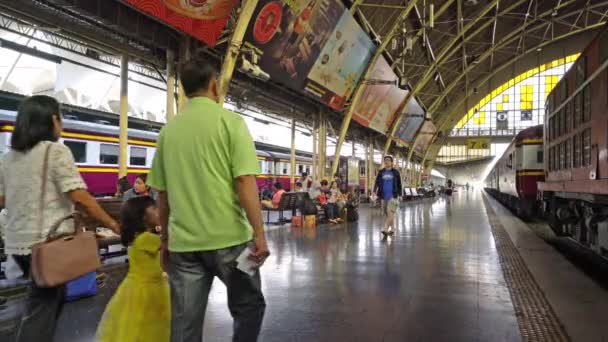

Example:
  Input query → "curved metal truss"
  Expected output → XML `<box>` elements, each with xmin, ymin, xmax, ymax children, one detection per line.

<box><xmin>357</xmin><ymin>0</ymin><xmax>608</xmax><ymax>152</ymax></box>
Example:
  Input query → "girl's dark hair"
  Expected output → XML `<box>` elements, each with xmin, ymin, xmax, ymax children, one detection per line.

<box><xmin>120</xmin><ymin>196</ymin><xmax>156</xmax><ymax>246</ymax></box>
<box><xmin>274</xmin><ymin>181</ymin><xmax>283</xmax><ymax>190</ymax></box>
<box><xmin>117</xmin><ymin>176</ymin><xmax>131</xmax><ymax>194</ymax></box>
<box><xmin>11</xmin><ymin>96</ymin><xmax>61</xmax><ymax>152</ymax></box>
<box><xmin>136</xmin><ymin>173</ymin><xmax>147</xmax><ymax>183</ymax></box>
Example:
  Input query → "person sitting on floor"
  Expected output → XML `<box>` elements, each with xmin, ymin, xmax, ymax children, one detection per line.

<box><xmin>261</xmin><ymin>182</ymin><xmax>285</xmax><ymax>209</ymax></box>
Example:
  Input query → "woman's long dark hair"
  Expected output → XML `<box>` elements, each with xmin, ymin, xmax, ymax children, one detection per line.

<box><xmin>120</xmin><ymin>196</ymin><xmax>156</xmax><ymax>246</ymax></box>
<box><xmin>11</xmin><ymin>95</ymin><xmax>61</xmax><ymax>152</ymax></box>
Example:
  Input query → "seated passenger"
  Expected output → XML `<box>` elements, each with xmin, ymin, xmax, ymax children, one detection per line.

<box><xmin>295</xmin><ymin>182</ymin><xmax>304</xmax><ymax>192</ymax></box>
<box><xmin>123</xmin><ymin>174</ymin><xmax>158</xmax><ymax>202</ymax></box>
<box><xmin>320</xmin><ymin>179</ymin><xmax>330</xmax><ymax>194</ymax></box>
<box><xmin>261</xmin><ymin>182</ymin><xmax>285</xmax><ymax>209</ymax></box>
<box><xmin>115</xmin><ymin>176</ymin><xmax>131</xmax><ymax>198</ymax></box>
<box><xmin>326</xmin><ymin>181</ymin><xmax>344</xmax><ymax>224</ymax></box>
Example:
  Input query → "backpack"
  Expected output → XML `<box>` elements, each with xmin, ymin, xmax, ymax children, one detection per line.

<box><xmin>301</xmin><ymin>197</ymin><xmax>318</xmax><ymax>215</ymax></box>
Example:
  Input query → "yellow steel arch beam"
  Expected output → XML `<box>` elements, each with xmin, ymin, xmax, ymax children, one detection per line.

<box><xmin>427</xmin><ymin>2</ymin><xmax>608</xmax><ymax>122</ymax></box>
<box><xmin>218</xmin><ymin>0</ymin><xmax>259</xmax><ymax>104</ymax></box>
<box><xmin>423</xmin><ymin>22</ymin><xmax>607</xmax><ymax>166</ymax></box>
<box><xmin>382</xmin><ymin>0</ymin><xmax>517</xmax><ymax>157</ymax></box>
<box><xmin>330</xmin><ymin>0</ymin><xmax>418</xmax><ymax>178</ymax></box>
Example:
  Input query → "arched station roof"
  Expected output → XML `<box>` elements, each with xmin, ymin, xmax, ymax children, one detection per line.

<box><xmin>1</xmin><ymin>0</ymin><xmax>607</xmax><ymax>165</ymax></box>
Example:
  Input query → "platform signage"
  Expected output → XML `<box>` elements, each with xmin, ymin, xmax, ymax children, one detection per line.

<box><xmin>466</xmin><ymin>138</ymin><xmax>490</xmax><ymax>150</ymax></box>
<box><xmin>351</xmin><ymin>57</ymin><xmax>406</xmax><ymax>134</ymax></box>
<box><xmin>243</xmin><ymin>0</ymin><xmax>345</xmax><ymax>91</ymax></box>
<box><xmin>303</xmin><ymin>10</ymin><xmax>375</xmax><ymax>111</ymax></box>
<box><xmin>412</xmin><ymin>121</ymin><xmax>436</xmax><ymax>156</ymax></box>
<box><xmin>395</xmin><ymin>99</ymin><xmax>425</xmax><ymax>145</ymax></box>
<box><xmin>126</xmin><ymin>0</ymin><xmax>238</xmax><ymax>47</ymax></box>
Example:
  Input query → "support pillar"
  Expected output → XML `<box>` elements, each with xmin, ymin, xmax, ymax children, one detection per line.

<box><xmin>166</xmin><ymin>49</ymin><xmax>176</xmax><ymax>121</ymax></box>
<box><xmin>177</xmin><ymin>37</ymin><xmax>191</xmax><ymax>111</ymax></box>
<box><xmin>312</xmin><ymin>118</ymin><xmax>317</xmax><ymax>181</ymax></box>
<box><xmin>364</xmin><ymin>138</ymin><xmax>369</xmax><ymax>196</ymax></box>
<box><xmin>317</xmin><ymin>113</ymin><xmax>327</xmax><ymax>181</ymax></box>
<box><xmin>218</xmin><ymin>0</ymin><xmax>260</xmax><ymax>104</ymax></box>
<box><xmin>290</xmin><ymin>119</ymin><xmax>296</xmax><ymax>190</ymax></box>
<box><xmin>118</xmin><ymin>54</ymin><xmax>129</xmax><ymax>179</ymax></box>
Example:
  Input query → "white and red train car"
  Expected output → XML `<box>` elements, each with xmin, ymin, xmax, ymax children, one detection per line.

<box><xmin>0</xmin><ymin>109</ymin><xmax>370</xmax><ymax>195</ymax></box>
<box><xmin>485</xmin><ymin>125</ymin><xmax>545</xmax><ymax>216</ymax></box>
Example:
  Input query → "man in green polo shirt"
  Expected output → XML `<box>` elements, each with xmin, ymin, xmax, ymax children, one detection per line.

<box><xmin>147</xmin><ymin>59</ymin><xmax>269</xmax><ymax>342</ymax></box>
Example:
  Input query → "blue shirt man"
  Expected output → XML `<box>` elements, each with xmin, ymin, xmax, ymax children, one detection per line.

<box><xmin>374</xmin><ymin>155</ymin><xmax>402</xmax><ymax>201</ymax></box>
<box><xmin>381</xmin><ymin>169</ymin><xmax>395</xmax><ymax>200</ymax></box>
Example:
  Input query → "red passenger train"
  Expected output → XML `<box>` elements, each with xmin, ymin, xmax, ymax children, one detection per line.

<box><xmin>538</xmin><ymin>29</ymin><xmax>608</xmax><ymax>257</ymax></box>
<box><xmin>486</xmin><ymin>29</ymin><xmax>608</xmax><ymax>258</ymax></box>
<box><xmin>485</xmin><ymin>125</ymin><xmax>545</xmax><ymax>217</ymax></box>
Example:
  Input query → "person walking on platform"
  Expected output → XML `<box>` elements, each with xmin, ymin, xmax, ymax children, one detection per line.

<box><xmin>374</xmin><ymin>155</ymin><xmax>402</xmax><ymax>236</ymax></box>
<box><xmin>147</xmin><ymin>59</ymin><xmax>269</xmax><ymax>342</ymax></box>
<box><xmin>0</xmin><ymin>95</ymin><xmax>120</xmax><ymax>342</ymax></box>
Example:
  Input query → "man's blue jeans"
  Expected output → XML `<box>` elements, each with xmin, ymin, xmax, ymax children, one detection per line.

<box><xmin>168</xmin><ymin>241</ymin><xmax>266</xmax><ymax>342</ymax></box>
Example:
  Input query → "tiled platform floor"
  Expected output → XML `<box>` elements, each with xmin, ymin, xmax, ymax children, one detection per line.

<box><xmin>5</xmin><ymin>190</ymin><xmax>523</xmax><ymax>341</ymax></box>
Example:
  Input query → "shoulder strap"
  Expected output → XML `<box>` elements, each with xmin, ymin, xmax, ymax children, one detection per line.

<box><xmin>37</xmin><ymin>143</ymin><xmax>53</xmax><ymax>238</ymax></box>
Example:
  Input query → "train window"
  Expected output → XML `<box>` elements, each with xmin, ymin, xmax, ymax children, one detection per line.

<box><xmin>583</xmin><ymin>85</ymin><xmax>591</xmax><ymax>122</ymax></box>
<box><xmin>559</xmin><ymin>143</ymin><xmax>565</xmax><ymax>170</ymax></box>
<box><xmin>583</xmin><ymin>128</ymin><xmax>591</xmax><ymax>166</ymax></box>
<box><xmin>100</xmin><ymin>144</ymin><xmax>119</xmax><ymax>164</ymax></box>
<box><xmin>129</xmin><ymin>146</ymin><xmax>147</xmax><ymax>166</ymax></box>
<box><xmin>537</xmin><ymin>150</ymin><xmax>544</xmax><ymax>164</ymax></box>
<box><xmin>576</xmin><ymin>56</ymin><xmax>587</xmax><ymax>87</ymax></box>
<box><xmin>573</xmin><ymin>135</ymin><xmax>581</xmax><ymax>168</ymax></box>
<box><xmin>565</xmin><ymin>102</ymin><xmax>572</xmax><ymax>133</ymax></box>
<box><xmin>560</xmin><ymin>80</ymin><xmax>567</xmax><ymax>102</ymax></box>
<box><xmin>564</xmin><ymin>139</ymin><xmax>572</xmax><ymax>169</ymax></box>
<box><xmin>557</xmin><ymin>110</ymin><xmax>563</xmax><ymax>136</ymax></box>
<box><xmin>574</xmin><ymin>93</ymin><xmax>581</xmax><ymax>128</ymax></box>
<box><xmin>298</xmin><ymin>165</ymin><xmax>304</xmax><ymax>174</ymax></box>
<box><xmin>549</xmin><ymin>147</ymin><xmax>554</xmax><ymax>171</ymax></box>
<box><xmin>507</xmin><ymin>154</ymin><xmax>513</xmax><ymax>169</ymax></box>
<box><xmin>306</xmin><ymin>166</ymin><xmax>311</xmax><ymax>175</ymax></box>
<box><xmin>63</xmin><ymin>140</ymin><xmax>87</xmax><ymax>163</ymax></box>
<box><xmin>601</xmin><ymin>31</ymin><xmax>608</xmax><ymax>61</ymax></box>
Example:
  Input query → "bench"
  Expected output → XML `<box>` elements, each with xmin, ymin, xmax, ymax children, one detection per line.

<box><xmin>263</xmin><ymin>192</ymin><xmax>314</xmax><ymax>224</ymax></box>
<box><xmin>81</xmin><ymin>197</ymin><xmax>124</xmax><ymax>258</ymax></box>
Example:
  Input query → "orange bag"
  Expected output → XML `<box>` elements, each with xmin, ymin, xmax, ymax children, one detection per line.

<box><xmin>291</xmin><ymin>216</ymin><xmax>303</xmax><ymax>228</ymax></box>
<box><xmin>304</xmin><ymin>215</ymin><xmax>316</xmax><ymax>229</ymax></box>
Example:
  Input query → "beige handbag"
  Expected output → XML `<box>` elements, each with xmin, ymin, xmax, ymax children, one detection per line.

<box><xmin>29</xmin><ymin>144</ymin><xmax>101</xmax><ymax>288</ymax></box>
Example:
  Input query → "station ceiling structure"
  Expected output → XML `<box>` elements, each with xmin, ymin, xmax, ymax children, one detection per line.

<box><xmin>0</xmin><ymin>0</ymin><xmax>606</xmax><ymax>173</ymax></box>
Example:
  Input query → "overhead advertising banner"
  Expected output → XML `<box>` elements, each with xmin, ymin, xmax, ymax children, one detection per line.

<box><xmin>304</xmin><ymin>11</ymin><xmax>375</xmax><ymax>111</ymax></box>
<box><xmin>351</xmin><ymin>57</ymin><xmax>405</xmax><ymax>134</ymax></box>
<box><xmin>126</xmin><ymin>0</ymin><xmax>238</xmax><ymax>47</ymax></box>
<box><xmin>243</xmin><ymin>0</ymin><xmax>345</xmax><ymax>90</ymax></box>
<box><xmin>395</xmin><ymin>98</ymin><xmax>425</xmax><ymax>145</ymax></box>
<box><xmin>413</xmin><ymin>121</ymin><xmax>436</xmax><ymax>156</ymax></box>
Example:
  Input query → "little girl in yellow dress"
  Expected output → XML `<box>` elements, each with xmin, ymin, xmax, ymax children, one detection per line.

<box><xmin>96</xmin><ymin>196</ymin><xmax>170</xmax><ymax>342</ymax></box>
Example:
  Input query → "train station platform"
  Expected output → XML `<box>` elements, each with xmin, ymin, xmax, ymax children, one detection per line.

<box><xmin>2</xmin><ymin>191</ymin><xmax>608</xmax><ymax>341</ymax></box>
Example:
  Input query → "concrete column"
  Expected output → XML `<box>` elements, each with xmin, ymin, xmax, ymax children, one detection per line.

<box><xmin>218</xmin><ymin>0</ymin><xmax>260</xmax><ymax>104</ymax></box>
<box><xmin>318</xmin><ymin>113</ymin><xmax>327</xmax><ymax>181</ymax></box>
<box><xmin>177</xmin><ymin>36</ymin><xmax>191</xmax><ymax>111</ymax></box>
<box><xmin>118</xmin><ymin>54</ymin><xmax>129</xmax><ymax>179</ymax></box>
<box><xmin>290</xmin><ymin>119</ymin><xmax>296</xmax><ymax>191</ymax></box>
<box><xmin>312</xmin><ymin>117</ymin><xmax>317</xmax><ymax>181</ymax></box>
<box><xmin>166</xmin><ymin>49</ymin><xmax>176</xmax><ymax>121</ymax></box>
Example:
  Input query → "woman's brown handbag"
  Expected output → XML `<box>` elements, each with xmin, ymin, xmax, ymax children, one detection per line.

<box><xmin>29</xmin><ymin>144</ymin><xmax>100</xmax><ymax>288</ymax></box>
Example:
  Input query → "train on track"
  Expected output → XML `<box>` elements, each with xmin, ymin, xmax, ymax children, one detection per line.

<box><xmin>0</xmin><ymin>109</ymin><xmax>375</xmax><ymax>196</ymax></box>
<box><xmin>485</xmin><ymin>29</ymin><xmax>608</xmax><ymax>258</ymax></box>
